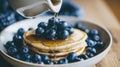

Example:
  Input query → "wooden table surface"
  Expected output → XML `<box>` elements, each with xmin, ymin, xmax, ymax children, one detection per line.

<box><xmin>74</xmin><ymin>0</ymin><xmax>120</xmax><ymax>67</ymax></box>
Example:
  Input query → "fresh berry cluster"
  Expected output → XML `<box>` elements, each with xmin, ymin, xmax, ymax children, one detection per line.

<box><xmin>35</xmin><ymin>17</ymin><xmax>74</xmax><ymax>40</ymax></box>
<box><xmin>0</xmin><ymin>0</ymin><xmax>25</xmax><ymax>31</ymax></box>
<box><xmin>4</xmin><ymin>22</ymin><xmax>104</xmax><ymax>64</ymax></box>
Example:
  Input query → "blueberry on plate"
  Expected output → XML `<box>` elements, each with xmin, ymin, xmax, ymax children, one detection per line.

<box><xmin>58</xmin><ymin>30</ymin><xmax>69</xmax><ymax>40</ymax></box>
<box><xmin>7</xmin><ymin>47</ymin><xmax>17</xmax><ymax>55</ymax></box>
<box><xmin>92</xmin><ymin>35</ymin><xmax>100</xmax><ymax>41</ymax></box>
<box><xmin>86</xmin><ymin>52</ymin><xmax>94</xmax><ymax>58</ymax></box>
<box><xmin>57</xmin><ymin>21</ymin><xmax>69</xmax><ymax>30</ymax></box>
<box><xmin>35</xmin><ymin>27</ymin><xmax>44</xmax><ymax>35</ymax></box>
<box><xmin>17</xmin><ymin>28</ymin><xmax>25</xmax><ymax>36</ymax></box>
<box><xmin>74</xmin><ymin>57</ymin><xmax>82</xmax><ymax>62</ymax></box>
<box><xmin>75</xmin><ymin>23</ymin><xmax>86</xmax><ymax>31</ymax></box>
<box><xmin>21</xmin><ymin>46</ymin><xmax>29</xmax><ymax>54</ymax></box>
<box><xmin>84</xmin><ymin>28</ymin><xmax>90</xmax><ymax>34</ymax></box>
<box><xmin>13</xmin><ymin>34</ymin><xmax>23</xmax><ymax>42</ymax></box>
<box><xmin>4</xmin><ymin>41</ymin><xmax>15</xmax><ymax>49</ymax></box>
<box><xmin>90</xmin><ymin>29</ymin><xmax>99</xmax><ymax>35</ymax></box>
<box><xmin>67</xmin><ymin>52</ymin><xmax>77</xmax><ymax>62</ymax></box>
<box><xmin>97</xmin><ymin>41</ymin><xmax>104</xmax><ymax>46</ymax></box>
<box><xmin>33</xmin><ymin>54</ymin><xmax>41</xmax><ymax>62</ymax></box>
<box><xmin>23</xmin><ymin>53</ymin><xmax>31</xmax><ymax>59</ymax></box>
<box><xmin>44</xmin><ymin>29</ymin><xmax>56</xmax><ymax>40</ymax></box>
<box><xmin>86</xmin><ymin>47</ymin><xmax>97</xmax><ymax>54</ymax></box>
<box><xmin>44</xmin><ymin>60</ymin><xmax>54</xmax><ymax>65</ymax></box>
<box><xmin>38</xmin><ymin>22</ymin><xmax>47</xmax><ymax>28</ymax></box>
<box><xmin>95</xmin><ymin>41</ymin><xmax>104</xmax><ymax>51</ymax></box>
<box><xmin>28</xmin><ymin>27</ymin><xmax>34</xmax><ymax>31</ymax></box>
<box><xmin>13</xmin><ymin>54</ymin><xmax>21</xmax><ymax>60</ymax></box>
<box><xmin>58</xmin><ymin>58</ymin><xmax>68</xmax><ymax>64</ymax></box>
<box><xmin>41</xmin><ymin>55</ymin><xmax>49</xmax><ymax>62</ymax></box>
<box><xmin>87</xmin><ymin>39</ymin><xmax>96</xmax><ymax>47</ymax></box>
<box><xmin>79</xmin><ymin>54</ymin><xmax>89</xmax><ymax>60</ymax></box>
<box><xmin>53</xmin><ymin>61</ymin><xmax>58</xmax><ymax>64</ymax></box>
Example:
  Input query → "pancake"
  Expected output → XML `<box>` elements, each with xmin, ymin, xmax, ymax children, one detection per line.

<box><xmin>23</xmin><ymin>29</ymin><xmax>87</xmax><ymax>51</ymax></box>
<box><xmin>26</xmin><ymin>41</ymin><xmax>87</xmax><ymax>53</ymax></box>
<box><xmin>51</xmin><ymin>47</ymin><xmax>87</xmax><ymax>61</ymax></box>
<box><xmin>30</xmin><ymin>42</ymin><xmax>87</xmax><ymax>57</ymax></box>
<box><xmin>23</xmin><ymin>28</ymin><xmax>88</xmax><ymax>61</ymax></box>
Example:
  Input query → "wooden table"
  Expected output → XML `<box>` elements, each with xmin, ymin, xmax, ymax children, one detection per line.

<box><xmin>74</xmin><ymin>0</ymin><xmax>120</xmax><ymax>67</ymax></box>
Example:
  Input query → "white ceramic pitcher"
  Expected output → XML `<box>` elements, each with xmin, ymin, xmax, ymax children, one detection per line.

<box><xmin>8</xmin><ymin>0</ymin><xmax>63</xmax><ymax>18</ymax></box>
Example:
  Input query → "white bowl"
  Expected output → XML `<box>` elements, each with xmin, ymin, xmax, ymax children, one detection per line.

<box><xmin>0</xmin><ymin>16</ymin><xmax>112</xmax><ymax>67</ymax></box>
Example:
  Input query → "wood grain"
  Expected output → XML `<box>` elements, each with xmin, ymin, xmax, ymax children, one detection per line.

<box><xmin>73</xmin><ymin>0</ymin><xmax>120</xmax><ymax>67</ymax></box>
<box><xmin>105</xmin><ymin>0</ymin><xmax>120</xmax><ymax>22</ymax></box>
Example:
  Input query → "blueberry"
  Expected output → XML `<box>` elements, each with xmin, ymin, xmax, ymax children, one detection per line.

<box><xmin>58</xmin><ymin>30</ymin><xmax>69</xmax><ymax>39</ymax></box>
<box><xmin>17</xmin><ymin>28</ymin><xmax>25</xmax><ymax>36</ymax></box>
<box><xmin>92</xmin><ymin>35</ymin><xmax>100</xmax><ymax>41</ymax></box>
<box><xmin>84</xmin><ymin>28</ymin><xmax>90</xmax><ymax>34</ymax></box>
<box><xmin>58</xmin><ymin>58</ymin><xmax>68</xmax><ymax>64</ymax></box>
<box><xmin>38</xmin><ymin>22</ymin><xmax>47</xmax><ymax>28</ymax></box>
<box><xmin>35</xmin><ymin>27</ymin><xmax>44</xmax><ymax>35</ymax></box>
<box><xmin>0</xmin><ymin>11</ymin><xmax>16</xmax><ymax>31</ymax></box>
<box><xmin>41</xmin><ymin>55</ymin><xmax>49</xmax><ymax>62</ymax></box>
<box><xmin>7</xmin><ymin>47</ymin><xmax>17</xmax><ymax>55</ymax></box>
<box><xmin>23</xmin><ymin>54</ymin><xmax>31</xmax><ymax>59</ymax></box>
<box><xmin>97</xmin><ymin>41</ymin><xmax>104</xmax><ymax>45</ymax></box>
<box><xmin>67</xmin><ymin>52</ymin><xmax>77</xmax><ymax>62</ymax></box>
<box><xmin>50</xmin><ymin>26</ymin><xmax>57</xmax><ymax>30</ymax></box>
<box><xmin>33</xmin><ymin>54</ymin><xmax>41</xmax><ymax>62</ymax></box>
<box><xmin>87</xmin><ymin>39</ymin><xmax>96</xmax><ymax>47</ymax></box>
<box><xmin>75</xmin><ymin>23</ymin><xmax>86</xmax><ymax>30</ymax></box>
<box><xmin>13</xmin><ymin>34</ymin><xmax>23</xmax><ymax>42</ymax></box>
<box><xmin>86</xmin><ymin>52</ymin><xmax>94</xmax><ymax>58</ymax></box>
<box><xmin>28</xmin><ymin>27</ymin><xmax>33</xmax><ymax>31</ymax></box>
<box><xmin>66</xmin><ymin>27</ymin><xmax>74</xmax><ymax>35</ymax></box>
<box><xmin>86</xmin><ymin>47</ymin><xmax>97</xmax><ymax>54</ymax></box>
<box><xmin>0</xmin><ymin>0</ymin><xmax>9</xmax><ymax>12</ymax></box>
<box><xmin>13</xmin><ymin>54</ymin><xmax>21</xmax><ymax>59</ymax></box>
<box><xmin>21</xmin><ymin>46</ymin><xmax>29</xmax><ymax>54</ymax></box>
<box><xmin>95</xmin><ymin>41</ymin><xmax>104</xmax><ymax>48</ymax></box>
<box><xmin>48</xmin><ymin>17</ymin><xmax>56</xmax><ymax>26</ymax></box>
<box><xmin>4</xmin><ymin>41</ymin><xmax>15</xmax><ymax>49</ymax></box>
<box><xmin>44</xmin><ymin>29</ymin><xmax>56</xmax><ymax>40</ymax></box>
<box><xmin>44</xmin><ymin>60</ymin><xmax>54</xmax><ymax>64</ymax></box>
<box><xmin>74</xmin><ymin>57</ymin><xmax>82</xmax><ymax>62</ymax></box>
<box><xmin>53</xmin><ymin>61</ymin><xmax>58</xmax><ymax>64</ymax></box>
<box><xmin>90</xmin><ymin>29</ymin><xmax>99</xmax><ymax>35</ymax></box>
<box><xmin>57</xmin><ymin>21</ymin><xmax>69</xmax><ymax>30</ymax></box>
<box><xmin>79</xmin><ymin>54</ymin><xmax>89</xmax><ymax>60</ymax></box>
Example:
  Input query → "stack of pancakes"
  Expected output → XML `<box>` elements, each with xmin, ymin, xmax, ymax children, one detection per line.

<box><xmin>23</xmin><ymin>29</ymin><xmax>88</xmax><ymax>61</ymax></box>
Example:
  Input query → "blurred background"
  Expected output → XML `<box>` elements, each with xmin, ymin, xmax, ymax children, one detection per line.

<box><xmin>0</xmin><ymin>0</ymin><xmax>120</xmax><ymax>32</ymax></box>
<box><xmin>0</xmin><ymin>0</ymin><xmax>120</xmax><ymax>67</ymax></box>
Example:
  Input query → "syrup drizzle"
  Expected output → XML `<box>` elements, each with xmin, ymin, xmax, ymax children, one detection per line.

<box><xmin>50</xmin><ymin>13</ymin><xmax>58</xmax><ymax>62</ymax></box>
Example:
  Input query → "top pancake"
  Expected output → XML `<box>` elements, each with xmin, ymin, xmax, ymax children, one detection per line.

<box><xmin>23</xmin><ymin>29</ymin><xmax>87</xmax><ymax>51</ymax></box>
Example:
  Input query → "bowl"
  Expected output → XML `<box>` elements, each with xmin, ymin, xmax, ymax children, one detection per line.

<box><xmin>0</xmin><ymin>16</ymin><xmax>112</xmax><ymax>67</ymax></box>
